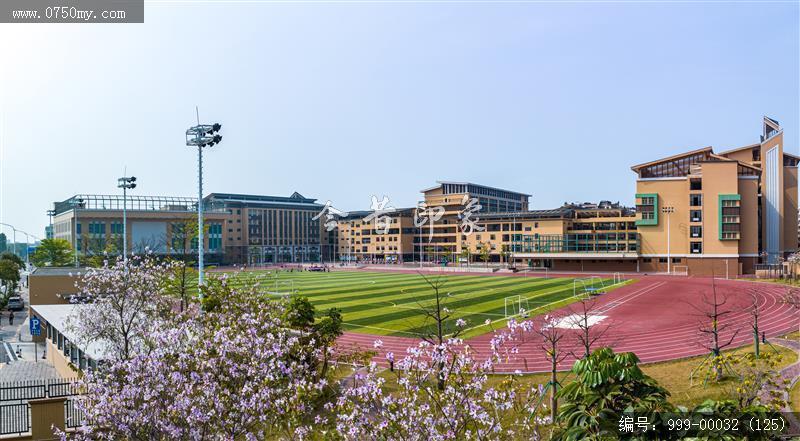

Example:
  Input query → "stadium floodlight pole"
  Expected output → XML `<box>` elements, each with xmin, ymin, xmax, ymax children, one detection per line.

<box><xmin>46</xmin><ymin>210</ymin><xmax>56</xmax><ymax>239</ymax></box>
<box><xmin>661</xmin><ymin>206</ymin><xmax>674</xmax><ymax>273</ymax></box>
<box><xmin>117</xmin><ymin>176</ymin><xmax>137</xmax><ymax>265</ymax></box>
<box><xmin>186</xmin><ymin>116</ymin><xmax>222</xmax><ymax>300</ymax></box>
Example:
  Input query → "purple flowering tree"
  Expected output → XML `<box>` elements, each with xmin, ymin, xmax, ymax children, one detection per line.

<box><xmin>67</xmin><ymin>254</ymin><xmax>176</xmax><ymax>361</ymax></box>
<box><xmin>61</xmin><ymin>273</ymin><xmax>327</xmax><ymax>440</ymax></box>
<box><xmin>327</xmin><ymin>321</ymin><xmax>546</xmax><ymax>440</ymax></box>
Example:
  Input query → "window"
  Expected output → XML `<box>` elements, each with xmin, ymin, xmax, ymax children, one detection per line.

<box><xmin>635</xmin><ymin>194</ymin><xmax>658</xmax><ymax>226</ymax></box>
<box><xmin>690</xmin><ymin>226</ymin><xmax>702</xmax><ymax>238</ymax></box>
<box><xmin>642</xmin><ymin>258</ymin><xmax>652</xmax><ymax>263</ymax></box>
<box><xmin>659</xmin><ymin>257</ymin><xmax>667</xmax><ymax>263</ymax></box>
<box><xmin>690</xmin><ymin>194</ymin><xmax>702</xmax><ymax>207</ymax></box>
<box><xmin>690</xmin><ymin>210</ymin><xmax>702</xmax><ymax>222</ymax></box>
<box><xmin>672</xmin><ymin>258</ymin><xmax>682</xmax><ymax>264</ymax></box>
<box><xmin>690</xmin><ymin>242</ymin><xmax>702</xmax><ymax>254</ymax></box>
<box><xmin>689</xmin><ymin>179</ymin><xmax>702</xmax><ymax>190</ymax></box>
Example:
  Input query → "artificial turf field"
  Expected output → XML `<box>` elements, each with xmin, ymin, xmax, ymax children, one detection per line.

<box><xmin>226</xmin><ymin>270</ymin><xmax>621</xmax><ymax>338</ymax></box>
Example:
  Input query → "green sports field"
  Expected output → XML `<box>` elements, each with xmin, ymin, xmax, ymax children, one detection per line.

<box><xmin>224</xmin><ymin>270</ymin><xmax>624</xmax><ymax>338</ymax></box>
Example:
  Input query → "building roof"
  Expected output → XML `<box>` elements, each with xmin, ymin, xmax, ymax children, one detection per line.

<box><xmin>630</xmin><ymin>146</ymin><xmax>713</xmax><ymax>172</ymax></box>
<box><xmin>31</xmin><ymin>267</ymin><xmax>91</xmax><ymax>277</ymax></box>
<box><xmin>30</xmin><ymin>304</ymin><xmax>108</xmax><ymax>360</ymax></box>
<box><xmin>479</xmin><ymin>208</ymin><xmax>573</xmax><ymax>221</ymax></box>
<box><xmin>420</xmin><ymin>181</ymin><xmax>531</xmax><ymax>198</ymax></box>
<box><xmin>205</xmin><ymin>192</ymin><xmax>323</xmax><ymax>210</ymax></box>
<box><xmin>53</xmin><ymin>195</ymin><xmax>200</xmax><ymax>215</ymax></box>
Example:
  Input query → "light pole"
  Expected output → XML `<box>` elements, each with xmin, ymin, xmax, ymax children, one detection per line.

<box><xmin>186</xmin><ymin>119</ymin><xmax>222</xmax><ymax>297</ymax></box>
<box><xmin>46</xmin><ymin>210</ymin><xmax>56</xmax><ymax>239</ymax></box>
<box><xmin>662</xmin><ymin>206</ymin><xmax>674</xmax><ymax>273</ymax></box>
<box><xmin>72</xmin><ymin>198</ymin><xmax>84</xmax><ymax>267</ymax></box>
<box><xmin>117</xmin><ymin>176</ymin><xmax>137</xmax><ymax>265</ymax></box>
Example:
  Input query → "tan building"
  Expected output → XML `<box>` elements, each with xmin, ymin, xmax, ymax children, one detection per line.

<box><xmin>418</xmin><ymin>182</ymin><xmax>530</xmax><ymax>259</ymax></box>
<box><xmin>51</xmin><ymin>195</ymin><xmax>230</xmax><ymax>263</ymax></box>
<box><xmin>632</xmin><ymin>117</ymin><xmax>798</xmax><ymax>276</ymax></box>
<box><xmin>204</xmin><ymin>192</ymin><xmax>327</xmax><ymax>264</ymax></box>
<box><xmin>50</xmin><ymin>192</ymin><xmax>328</xmax><ymax>265</ymax></box>
<box><xmin>337</xmin><ymin>209</ymin><xmax>416</xmax><ymax>263</ymax></box>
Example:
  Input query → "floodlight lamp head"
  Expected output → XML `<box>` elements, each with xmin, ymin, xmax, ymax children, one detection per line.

<box><xmin>130</xmin><ymin>176</ymin><xmax>137</xmax><ymax>182</ymax></box>
<box><xmin>213</xmin><ymin>134</ymin><xmax>222</xmax><ymax>144</ymax></box>
<box><xmin>130</xmin><ymin>183</ymin><xmax>137</xmax><ymax>189</ymax></box>
<box><xmin>212</xmin><ymin>123</ymin><xmax>221</xmax><ymax>133</ymax></box>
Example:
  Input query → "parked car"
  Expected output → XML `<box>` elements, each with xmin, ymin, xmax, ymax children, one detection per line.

<box><xmin>6</xmin><ymin>296</ymin><xmax>24</xmax><ymax>311</ymax></box>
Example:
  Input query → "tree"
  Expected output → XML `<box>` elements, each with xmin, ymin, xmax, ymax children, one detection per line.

<box><xmin>458</xmin><ymin>243</ymin><xmax>470</xmax><ymax>266</ymax></box>
<box><xmin>333</xmin><ymin>332</ymin><xmax>546</xmax><ymax>440</ymax></box>
<box><xmin>0</xmin><ymin>260</ymin><xmax>20</xmax><ymax>295</ymax></box>
<box><xmin>162</xmin><ymin>219</ymin><xmax>204</xmax><ymax>312</ymax></box>
<box><xmin>691</xmin><ymin>278</ymin><xmax>740</xmax><ymax>381</ymax></box>
<box><xmin>61</xmin><ymin>280</ymin><xmax>328</xmax><ymax>440</ymax></box>
<box><xmin>67</xmin><ymin>254</ymin><xmax>174</xmax><ymax>361</ymax></box>
<box><xmin>0</xmin><ymin>252</ymin><xmax>23</xmax><ymax>268</ymax></box>
<box><xmin>411</xmin><ymin>273</ymin><xmax>465</xmax><ymax>390</ymax></box>
<box><xmin>30</xmin><ymin>238</ymin><xmax>74</xmax><ymax>267</ymax></box>
<box><xmin>568</xmin><ymin>298</ymin><xmax>613</xmax><ymax>359</ymax></box>
<box><xmin>533</xmin><ymin>312</ymin><xmax>569</xmax><ymax>421</ymax></box>
<box><xmin>554</xmin><ymin>348</ymin><xmax>674</xmax><ymax>440</ymax></box>
<box><xmin>478</xmin><ymin>242</ymin><xmax>491</xmax><ymax>267</ymax></box>
<box><xmin>500</xmin><ymin>244</ymin><xmax>511</xmax><ymax>266</ymax></box>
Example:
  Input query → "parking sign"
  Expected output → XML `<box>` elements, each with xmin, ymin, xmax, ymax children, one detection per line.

<box><xmin>29</xmin><ymin>316</ymin><xmax>41</xmax><ymax>337</ymax></box>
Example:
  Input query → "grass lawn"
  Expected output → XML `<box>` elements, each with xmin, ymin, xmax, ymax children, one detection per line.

<box><xmin>791</xmin><ymin>381</ymin><xmax>800</xmax><ymax>412</ymax></box>
<box><xmin>220</xmin><ymin>270</ymin><xmax>629</xmax><ymax>338</ymax></box>
<box><xmin>377</xmin><ymin>344</ymin><xmax>798</xmax><ymax>409</ymax></box>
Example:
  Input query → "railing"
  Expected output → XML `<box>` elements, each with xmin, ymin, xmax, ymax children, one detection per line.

<box><xmin>64</xmin><ymin>398</ymin><xmax>85</xmax><ymax>429</ymax></box>
<box><xmin>0</xmin><ymin>403</ymin><xmax>29</xmax><ymax>435</ymax></box>
<box><xmin>0</xmin><ymin>378</ymin><xmax>79</xmax><ymax>403</ymax></box>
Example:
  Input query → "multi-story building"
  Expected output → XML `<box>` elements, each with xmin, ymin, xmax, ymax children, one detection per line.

<box><xmin>416</xmin><ymin>182</ymin><xmax>531</xmax><ymax>259</ymax></box>
<box><xmin>204</xmin><ymin>192</ymin><xmax>325</xmax><ymax>264</ymax></box>
<box><xmin>49</xmin><ymin>192</ymin><xmax>328</xmax><ymax>265</ymax></box>
<box><xmin>632</xmin><ymin>117</ymin><xmax>798</xmax><ymax>275</ymax></box>
<box><xmin>51</xmin><ymin>195</ymin><xmax>230</xmax><ymax>263</ymax></box>
<box><xmin>458</xmin><ymin>201</ymin><xmax>639</xmax><ymax>272</ymax></box>
<box><xmin>336</xmin><ymin>209</ymin><xmax>416</xmax><ymax>263</ymax></box>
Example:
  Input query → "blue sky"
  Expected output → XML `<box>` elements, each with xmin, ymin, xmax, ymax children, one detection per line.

<box><xmin>1</xmin><ymin>1</ymin><xmax>798</xmax><ymax>239</ymax></box>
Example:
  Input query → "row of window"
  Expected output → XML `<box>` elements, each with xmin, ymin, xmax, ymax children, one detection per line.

<box><xmin>47</xmin><ymin>321</ymin><xmax>99</xmax><ymax>372</ymax></box>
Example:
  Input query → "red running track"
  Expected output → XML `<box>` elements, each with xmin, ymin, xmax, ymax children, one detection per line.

<box><xmin>336</xmin><ymin>275</ymin><xmax>799</xmax><ymax>373</ymax></box>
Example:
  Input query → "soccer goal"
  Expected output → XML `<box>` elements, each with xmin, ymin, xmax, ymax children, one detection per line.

<box><xmin>269</xmin><ymin>280</ymin><xmax>295</xmax><ymax>297</ymax></box>
<box><xmin>612</xmin><ymin>272</ymin><xmax>624</xmax><ymax>285</ymax></box>
<box><xmin>529</xmin><ymin>267</ymin><xmax>549</xmax><ymax>278</ymax></box>
<box><xmin>671</xmin><ymin>265</ymin><xmax>689</xmax><ymax>276</ymax></box>
<box><xmin>504</xmin><ymin>295</ymin><xmax>531</xmax><ymax>318</ymax></box>
<box><xmin>573</xmin><ymin>276</ymin><xmax>605</xmax><ymax>299</ymax></box>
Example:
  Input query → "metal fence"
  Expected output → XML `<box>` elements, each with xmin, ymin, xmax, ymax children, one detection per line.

<box><xmin>64</xmin><ymin>398</ymin><xmax>85</xmax><ymax>429</ymax></box>
<box><xmin>0</xmin><ymin>378</ymin><xmax>79</xmax><ymax>403</ymax></box>
<box><xmin>0</xmin><ymin>403</ymin><xmax>29</xmax><ymax>435</ymax></box>
<box><xmin>0</xmin><ymin>378</ymin><xmax>82</xmax><ymax>436</ymax></box>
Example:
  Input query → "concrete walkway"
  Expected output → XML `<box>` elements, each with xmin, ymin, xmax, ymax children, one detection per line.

<box><xmin>761</xmin><ymin>338</ymin><xmax>800</xmax><ymax>435</ymax></box>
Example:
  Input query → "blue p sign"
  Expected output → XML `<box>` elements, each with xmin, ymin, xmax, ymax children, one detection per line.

<box><xmin>29</xmin><ymin>317</ymin><xmax>41</xmax><ymax>337</ymax></box>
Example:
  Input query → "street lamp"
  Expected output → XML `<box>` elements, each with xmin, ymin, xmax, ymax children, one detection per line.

<box><xmin>186</xmin><ymin>119</ymin><xmax>222</xmax><ymax>297</ymax></box>
<box><xmin>18</xmin><ymin>231</ymin><xmax>38</xmax><ymax>269</ymax></box>
<box><xmin>117</xmin><ymin>176</ymin><xmax>137</xmax><ymax>265</ymax></box>
<box><xmin>661</xmin><ymin>206</ymin><xmax>674</xmax><ymax>273</ymax></box>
